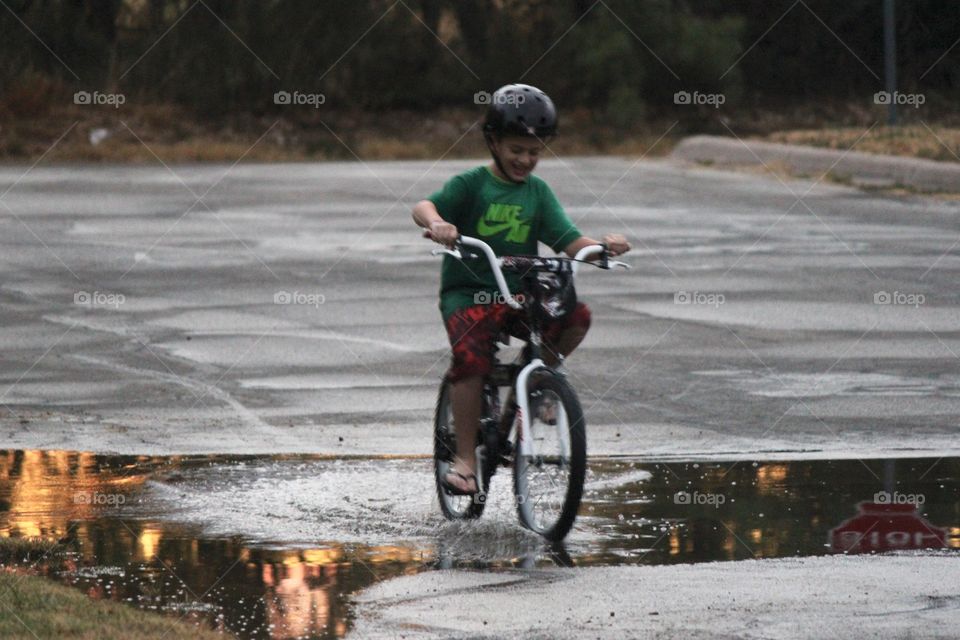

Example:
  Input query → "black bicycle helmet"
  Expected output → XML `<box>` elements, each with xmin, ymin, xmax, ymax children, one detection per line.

<box><xmin>482</xmin><ymin>84</ymin><xmax>558</xmax><ymax>140</ymax></box>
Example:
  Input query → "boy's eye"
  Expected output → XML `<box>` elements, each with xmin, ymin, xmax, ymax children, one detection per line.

<box><xmin>510</xmin><ymin>146</ymin><xmax>524</xmax><ymax>154</ymax></box>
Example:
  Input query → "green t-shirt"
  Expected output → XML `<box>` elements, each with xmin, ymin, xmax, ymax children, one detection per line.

<box><xmin>428</xmin><ymin>165</ymin><xmax>582</xmax><ymax>320</ymax></box>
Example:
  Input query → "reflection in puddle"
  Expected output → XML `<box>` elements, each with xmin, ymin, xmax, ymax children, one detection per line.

<box><xmin>581</xmin><ymin>458</ymin><xmax>959</xmax><ymax>564</ymax></box>
<box><xmin>0</xmin><ymin>450</ymin><xmax>957</xmax><ymax>639</ymax></box>
<box><xmin>0</xmin><ymin>451</ymin><xmax>425</xmax><ymax>639</ymax></box>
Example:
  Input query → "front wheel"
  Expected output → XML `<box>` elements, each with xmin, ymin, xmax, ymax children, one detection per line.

<box><xmin>513</xmin><ymin>372</ymin><xmax>586</xmax><ymax>541</ymax></box>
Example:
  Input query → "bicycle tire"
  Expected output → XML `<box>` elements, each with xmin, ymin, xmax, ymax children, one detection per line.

<box><xmin>433</xmin><ymin>380</ymin><xmax>486</xmax><ymax>520</ymax></box>
<box><xmin>513</xmin><ymin>371</ymin><xmax>586</xmax><ymax>541</ymax></box>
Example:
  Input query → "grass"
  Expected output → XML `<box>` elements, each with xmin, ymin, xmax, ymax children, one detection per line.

<box><xmin>2</xmin><ymin>92</ymin><xmax>956</xmax><ymax>164</ymax></box>
<box><xmin>766</xmin><ymin>126</ymin><xmax>960</xmax><ymax>163</ymax></box>
<box><xmin>0</xmin><ymin>537</ymin><xmax>64</xmax><ymax>566</ymax></box>
<box><xmin>0</xmin><ymin>101</ymin><xmax>678</xmax><ymax>164</ymax></box>
<box><xmin>0</xmin><ymin>537</ymin><xmax>231</xmax><ymax>639</ymax></box>
<box><xmin>0</xmin><ymin>573</ymin><xmax>231</xmax><ymax>639</ymax></box>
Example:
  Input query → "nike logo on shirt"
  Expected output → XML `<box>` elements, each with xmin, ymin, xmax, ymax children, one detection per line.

<box><xmin>476</xmin><ymin>203</ymin><xmax>530</xmax><ymax>243</ymax></box>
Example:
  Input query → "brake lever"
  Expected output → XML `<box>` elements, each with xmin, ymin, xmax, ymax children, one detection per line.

<box><xmin>598</xmin><ymin>243</ymin><xmax>631</xmax><ymax>270</ymax></box>
<box><xmin>431</xmin><ymin>247</ymin><xmax>462</xmax><ymax>259</ymax></box>
<box><xmin>429</xmin><ymin>236</ymin><xmax>475</xmax><ymax>261</ymax></box>
<box><xmin>598</xmin><ymin>243</ymin><xmax>610</xmax><ymax>270</ymax></box>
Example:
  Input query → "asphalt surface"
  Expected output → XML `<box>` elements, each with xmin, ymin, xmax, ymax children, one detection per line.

<box><xmin>349</xmin><ymin>553</ymin><xmax>960</xmax><ymax>639</ymax></box>
<box><xmin>0</xmin><ymin>158</ymin><xmax>958</xmax><ymax>459</ymax></box>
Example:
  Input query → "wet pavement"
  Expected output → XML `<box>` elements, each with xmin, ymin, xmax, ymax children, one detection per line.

<box><xmin>1</xmin><ymin>158</ymin><xmax>959</xmax><ymax>637</ymax></box>
<box><xmin>1</xmin><ymin>159</ymin><xmax>959</xmax><ymax>460</ymax></box>
<box><xmin>1</xmin><ymin>450</ymin><xmax>957</xmax><ymax>639</ymax></box>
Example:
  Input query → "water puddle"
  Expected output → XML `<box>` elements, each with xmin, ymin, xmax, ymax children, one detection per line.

<box><xmin>581</xmin><ymin>457</ymin><xmax>958</xmax><ymax>563</ymax></box>
<box><xmin>1</xmin><ymin>450</ymin><xmax>957</xmax><ymax>639</ymax></box>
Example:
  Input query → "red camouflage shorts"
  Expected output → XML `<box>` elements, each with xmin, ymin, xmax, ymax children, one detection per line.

<box><xmin>444</xmin><ymin>302</ymin><xmax>591</xmax><ymax>383</ymax></box>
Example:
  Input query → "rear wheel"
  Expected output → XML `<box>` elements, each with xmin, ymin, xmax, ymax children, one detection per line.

<box><xmin>513</xmin><ymin>372</ymin><xmax>586</xmax><ymax>541</ymax></box>
<box><xmin>433</xmin><ymin>380</ymin><xmax>484</xmax><ymax>519</ymax></box>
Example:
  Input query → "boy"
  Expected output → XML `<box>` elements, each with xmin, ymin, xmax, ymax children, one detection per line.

<box><xmin>412</xmin><ymin>84</ymin><xmax>630</xmax><ymax>494</ymax></box>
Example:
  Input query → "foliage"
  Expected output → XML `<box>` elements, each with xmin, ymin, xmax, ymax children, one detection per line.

<box><xmin>0</xmin><ymin>0</ymin><xmax>956</xmax><ymax>117</ymax></box>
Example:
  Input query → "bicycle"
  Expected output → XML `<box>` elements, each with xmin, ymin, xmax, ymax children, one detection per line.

<box><xmin>431</xmin><ymin>235</ymin><xmax>629</xmax><ymax>541</ymax></box>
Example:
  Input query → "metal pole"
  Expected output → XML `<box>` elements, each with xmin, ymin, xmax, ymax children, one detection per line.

<box><xmin>884</xmin><ymin>459</ymin><xmax>895</xmax><ymax>494</ymax></box>
<box><xmin>883</xmin><ymin>0</ymin><xmax>898</xmax><ymax>126</ymax></box>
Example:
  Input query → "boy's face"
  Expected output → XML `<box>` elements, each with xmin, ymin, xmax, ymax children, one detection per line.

<box><xmin>492</xmin><ymin>136</ymin><xmax>544</xmax><ymax>182</ymax></box>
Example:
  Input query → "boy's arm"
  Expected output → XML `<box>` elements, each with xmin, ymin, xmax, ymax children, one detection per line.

<box><xmin>563</xmin><ymin>234</ymin><xmax>631</xmax><ymax>259</ymax></box>
<box><xmin>537</xmin><ymin>181</ymin><xmax>630</xmax><ymax>259</ymax></box>
<box><xmin>412</xmin><ymin>200</ymin><xmax>459</xmax><ymax>247</ymax></box>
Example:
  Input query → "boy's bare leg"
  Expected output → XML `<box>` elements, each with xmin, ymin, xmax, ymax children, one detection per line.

<box><xmin>446</xmin><ymin>322</ymin><xmax>585</xmax><ymax>492</ymax></box>
<box><xmin>544</xmin><ymin>324</ymin><xmax>588</xmax><ymax>367</ymax></box>
<box><xmin>448</xmin><ymin>376</ymin><xmax>483</xmax><ymax>492</ymax></box>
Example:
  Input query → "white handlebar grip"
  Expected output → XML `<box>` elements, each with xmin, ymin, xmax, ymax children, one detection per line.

<box><xmin>572</xmin><ymin>244</ymin><xmax>605</xmax><ymax>274</ymax></box>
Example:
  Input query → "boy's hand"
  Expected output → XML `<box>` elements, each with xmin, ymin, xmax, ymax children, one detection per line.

<box><xmin>424</xmin><ymin>220</ymin><xmax>459</xmax><ymax>248</ymax></box>
<box><xmin>603</xmin><ymin>233</ymin><xmax>631</xmax><ymax>256</ymax></box>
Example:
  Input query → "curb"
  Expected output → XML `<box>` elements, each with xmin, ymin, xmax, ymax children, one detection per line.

<box><xmin>671</xmin><ymin>135</ymin><xmax>960</xmax><ymax>193</ymax></box>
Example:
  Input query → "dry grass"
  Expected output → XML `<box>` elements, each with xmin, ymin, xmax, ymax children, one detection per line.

<box><xmin>766</xmin><ymin>126</ymin><xmax>960</xmax><ymax>163</ymax></box>
<box><xmin>0</xmin><ymin>100</ymin><xmax>678</xmax><ymax>163</ymax></box>
<box><xmin>4</xmin><ymin>94</ymin><xmax>955</xmax><ymax>165</ymax></box>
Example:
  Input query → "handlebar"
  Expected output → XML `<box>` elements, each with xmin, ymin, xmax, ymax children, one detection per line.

<box><xmin>464</xmin><ymin>236</ymin><xmax>521</xmax><ymax>309</ymax></box>
<box><xmin>430</xmin><ymin>235</ymin><xmax>629</xmax><ymax>310</ymax></box>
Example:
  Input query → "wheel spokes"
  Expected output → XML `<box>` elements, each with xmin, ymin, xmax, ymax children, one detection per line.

<box><xmin>518</xmin><ymin>392</ymin><xmax>572</xmax><ymax>531</ymax></box>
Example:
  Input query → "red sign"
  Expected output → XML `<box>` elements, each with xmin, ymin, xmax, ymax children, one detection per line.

<box><xmin>828</xmin><ymin>501</ymin><xmax>947</xmax><ymax>553</ymax></box>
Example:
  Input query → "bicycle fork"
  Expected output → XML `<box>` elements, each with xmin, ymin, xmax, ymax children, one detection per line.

<box><xmin>514</xmin><ymin>358</ymin><xmax>571</xmax><ymax>460</ymax></box>
<box><xmin>473</xmin><ymin>358</ymin><xmax>572</xmax><ymax>492</ymax></box>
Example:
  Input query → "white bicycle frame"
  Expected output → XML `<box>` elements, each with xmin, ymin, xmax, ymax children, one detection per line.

<box><xmin>432</xmin><ymin>235</ymin><xmax>628</xmax><ymax>463</ymax></box>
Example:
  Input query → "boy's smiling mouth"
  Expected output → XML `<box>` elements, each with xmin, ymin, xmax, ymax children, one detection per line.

<box><xmin>510</xmin><ymin>163</ymin><xmax>531</xmax><ymax>178</ymax></box>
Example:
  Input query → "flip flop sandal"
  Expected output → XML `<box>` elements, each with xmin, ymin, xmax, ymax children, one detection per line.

<box><xmin>537</xmin><ymin>398</ymin><xmax>558</xmax><ymax>425</ymax></box>
<box><xmin>440</xmin><ymin>471</ymin><xmax>478</xmax><ymax>496</ymax></box>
